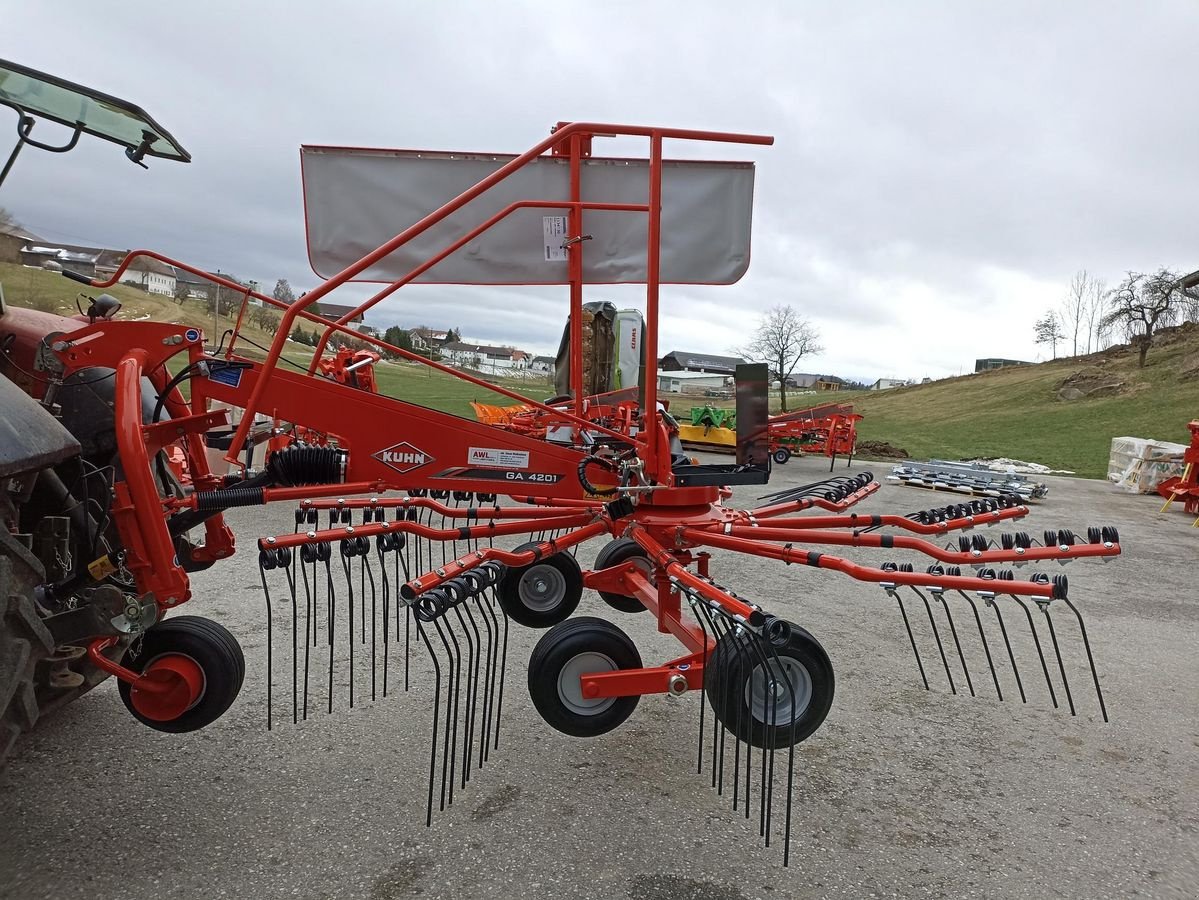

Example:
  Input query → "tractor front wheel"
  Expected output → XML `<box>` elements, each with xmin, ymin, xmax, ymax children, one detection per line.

<box><xmin>118</xmin><ymin>616</ymin><xmax>244</xmax><ymax>733</ymax></box>
<box><xmin>528</xmin><ymin>617</ymin><xmax>643</xmax><ymax>737</ymax></box>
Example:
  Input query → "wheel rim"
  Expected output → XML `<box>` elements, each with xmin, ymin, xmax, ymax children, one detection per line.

<box><xmin>518</xmin><ymin>564</ymin><xmax>567</xmax><ymax>612</ymax></box>
<box><xmin>744</xmin><ymin>656</ymin><xmax>812</xmax><ymax>726</ymax></box>
<box><xmin>129</xmin><ymin>652</ymin><xmax>207</xmax><ymax>722</ymax></box>
<box><xmin>557</xmin><ymin>651</ymin><xmax>618</xmax><ymax>716</ymax></box>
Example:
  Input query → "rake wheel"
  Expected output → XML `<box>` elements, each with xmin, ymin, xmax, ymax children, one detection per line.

<box><xmin>118</xmin><ymin>616</ymin><xmax>245</xmax><ymax>733</ymax></box>
<box><xmin>704</xmin><ymin>622</ymin><xmax>834</xmax><ymax>749</ymax></box>
<box><xmin>772</xmin><ymin>447</ymin><xmax>791</xmax><ymax>465</ymax></box>
<box><xmin>498</xmin><ymin>544</ymin><xmax>583</xmax><ymax>628</ymax></box>
<box><xmin>591</xmin><ymin>537</ymin><xmax>652</xmax><ymax>614</ymax></box>
<box><xmin>528</xmin><ymin>616</ymin><xmax>642</xmax><ymax>737</ymax></box>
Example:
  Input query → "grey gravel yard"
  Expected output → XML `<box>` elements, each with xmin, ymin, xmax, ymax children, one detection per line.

<box><xmin>2</xmin><ymin>453</ymin><xmax>1196</xmax><ymax>900</ymax></box>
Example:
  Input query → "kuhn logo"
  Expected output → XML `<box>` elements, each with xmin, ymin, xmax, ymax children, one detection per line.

<box><xmin>373</xmin><ymin>441</ymin><xmax>433</xmax><ymax>474</ymax></box>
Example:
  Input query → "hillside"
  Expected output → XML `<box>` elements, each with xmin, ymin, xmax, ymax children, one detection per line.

<box><xmin>848</xmin><ymin>323</ymin><xmax>1198</xmax><ymax>478</ymax></box>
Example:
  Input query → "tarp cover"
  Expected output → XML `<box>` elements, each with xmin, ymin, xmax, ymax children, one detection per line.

<box><xmin>301</xmin><ymin>147</ymin><xmax>755</xmax><ymax>285</ymax></box>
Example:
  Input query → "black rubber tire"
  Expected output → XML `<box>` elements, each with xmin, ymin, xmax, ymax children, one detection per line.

<box><xmin>498</xmin><ymin>543</ymin><xmax>583</xmax><ymax>628</ymax></box>
<box><xmin>0</xmin><ymin>538</ymin><xmax>55</xmax><ymax>765</ymax></box>
<box><xmin>528</xmin><ymin>616</ymin><xmax>642</xmax><ymax>737</ymax></box>
<box><xmin>118</xmin><ymin>616</ymin><xmax>245</xmax><ymax>733</ymax></box>
<box><xmin>591</xmin><ymin>538</ymin><xmax>651</xmax><ymax>614</ymax></box>
<box><xmin>772</xmin><ymin>447</ymin><xmax>792</xmax><ymax>465</ymax></box>
<box><xmin>704</xmin><ymin>622</ymin><xmax>834</xmax><ymax>749</ymax></box>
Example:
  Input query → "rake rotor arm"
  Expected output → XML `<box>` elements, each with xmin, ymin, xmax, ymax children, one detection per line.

<box><xmin>734</xmin><ymin>506</ymin><xmax>1028</xmax><ymax>534</ymax></box>
<box><xmin>400</xmin><ymin>520</ymin><xmax>611</xmax><ymax>598</ymax></box>
<box><xmin>684</xmin><ymin>530</ymin><xmax>1067</xmax><ymax>600</ymax></box>
<box><xmin>259</xmin><ymin>511</ymin><xmax>598</xmax><ymax>554</ymax></box>
<box><xmin>296</xmin><ymin>496</ymin><xmax>599</xmax><ymax>520</ymax></box>
<box><xmin>751</xmin><ymin>482</ymin><xmax>880</xmax><ymax>517</ymax></box>
<box><xmin>703</xmin><ymin>525</ymin><xmax>1122</xmax><ymax>566</ymax></box>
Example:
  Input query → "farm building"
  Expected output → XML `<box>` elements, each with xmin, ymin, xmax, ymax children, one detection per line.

<box><xmin>659</xmin><ymin>350</ymin><xmax>745</xmax><ymax>375</ymax></box>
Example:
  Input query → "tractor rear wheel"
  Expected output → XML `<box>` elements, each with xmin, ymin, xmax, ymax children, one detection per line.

<box><xmin>118</xmin><ymin>616</ymin><xmax>244</xmax><ymax>733</ymax></box>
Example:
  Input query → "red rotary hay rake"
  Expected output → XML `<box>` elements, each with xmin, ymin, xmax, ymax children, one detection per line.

<box><xmin>5</xmin><ymin>122</ymin><xmax>1122</xmax><ymax>864</ymax></box>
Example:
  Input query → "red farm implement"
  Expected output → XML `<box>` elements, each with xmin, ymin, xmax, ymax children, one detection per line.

<box><xmin>1157</xmin><ymin>420</ymin><xmax>1199</xmax><ymax>525</ymax></box>
<box><xmin>1</xmin><ymin>119</ymin><xmax>1122</xmax><ymax>865</ymax></box>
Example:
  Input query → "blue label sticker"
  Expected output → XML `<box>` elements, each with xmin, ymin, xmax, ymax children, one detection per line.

<box><xmin>208</xmin><ymin>366</ymin><xmax>243</xmax><ymax>388</ymax></box>
<box><xmin>184</xmin><ymin>328</ymin><xmax>200</xmax><ymax>342</ymax></box>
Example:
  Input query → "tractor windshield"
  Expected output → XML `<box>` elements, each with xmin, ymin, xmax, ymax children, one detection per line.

<box><xmin>0</xmin><ymin>57</ymin><xmax>189</xmax><ymax>162</ymax></box>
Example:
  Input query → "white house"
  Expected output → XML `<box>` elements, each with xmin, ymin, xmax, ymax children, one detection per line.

<box><xmin>442</xmin><ymin>341</ymin><xmax>530</xmax><ymax>374</ymax></box>
<box><xmin>530</xmin><ymin>355</ymin><xmax>556</xmax><ymax>375</ymax></box>
<box><xmin>120</xmin><ymin>258</ymin><xmax>177</xmax><ymax>296</ymax></box>
<box><xmin>870</xmin><ymin>377</ymin><xmax>909</xmax><ymax>391</ymax></box>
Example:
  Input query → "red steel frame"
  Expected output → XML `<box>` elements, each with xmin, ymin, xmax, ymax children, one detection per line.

<box><xmin>39</xmin><ymin>121</ymin><xmax>1122</xmax><ymax>703</ymax></box>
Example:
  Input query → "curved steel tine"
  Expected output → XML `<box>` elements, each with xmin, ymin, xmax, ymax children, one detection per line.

<box><xmin>761</xmin><ymin>628</ymin><xmax>798</xmax><ymax>865</ymax></box>
<box><xmin>1040</xmin><ymin>603</ymin><xmax>1076</xmax><ymax>716</ymax></box>
<box><xmin>452</xmin><ymin>602</ymin><xmax>481</xmax><ymax>786</ymax></box>
<box><xmin>932</xmin><ymin>588</ymin><xmax>974</xmax><ymax>696</ymax></box>
<box><xmin>340</xmin><ymin>546</ymin><xmax>356</xmax><ymax>709</ymax></box>
<box><xmin>377</xmin><ymin>542</ymin><xmax>390</xmax><ymax>699</ymax></box>
<box><xmin>911</xmin><ymin>586</ymin><xmax>956</xmax><ymax>694</ymax></box>
<box><xmin>283</xmin><ymin>552</ymin><xmax>299</xmax><ymax>726</ymax></box>
<box><xmin>414</xmin><ymin>616</ymin><xmax>440</xmax><ymax>827</ymax></box>
<box><xmin>258</xmin><ymin>560</ymin><xmax>274</xmax><ymax>731</ymax></box>
<box><xmin>491</xmin><ymin>584</ymin><xmax>509</xmax><ymax>751</ymax></box>
<box><xmin>889</xmin><ymin>587</ymin><xmax>930</xmax><ymax>690</ymax></box>
<box><xmin>475</xmin><ymin>588</ymin><xmax>498</xmax><ymax>767</ymax></box>
<box><xmin>362</xmin><ymin>554</ymin><xmax>377</xmax><ymax>703</ymax></box>
<box><xmin>690</xmin><ymin>594</ymin><xmax>711</xmax><ymax>776</ymax></box>
<box><xmin>324</xmin><ymin>555</ymin><xmax>336</xmax><ymax>715</ymax></box>
<box><xmin>983</xmin><ymin>592</ymin><xmax>1027</xmax><ymax>703</ymax></box>
<box><xmin>955</xmin><ymin>590</ymin><xmax>1003</xmax><ymax>700</ymax></box>
<box><xmin>429</xmin><ymin>616</ymin><xmax>458</xmax><ymax>811</ymax></box>
<box><xmin>740</xmin><ymin>629</ymin><xmax>776</xmax><ymax>843</ymax></box>
<box><xmin>1060</xmin><ymin>596</ymin><xmax>1108</xmax><ymax>722</ymax></box>
<box><xmin>1010</xmin><ymin>594</ymin><xmax>1058</xmax><ymax>708</ymax></box>
<box><xmin>299</xmin><ymin>552</ymin><xmax>314</xmax><ymax>719</ymax></box>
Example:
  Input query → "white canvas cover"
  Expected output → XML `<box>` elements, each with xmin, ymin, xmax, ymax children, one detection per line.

<box><xmin>301</xmin><ymin>147</ymin><xmax>756</xmax><ymax>285</ymax></box>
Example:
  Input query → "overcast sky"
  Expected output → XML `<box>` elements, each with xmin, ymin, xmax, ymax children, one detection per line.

<box><xmin>3</xmin><ymin>1</ymin><xmax>1196</xmax><ymax>381</ymax></box>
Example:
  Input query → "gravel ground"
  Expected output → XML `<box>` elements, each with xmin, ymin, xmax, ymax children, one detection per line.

<box><xmin>2</xmin><ymin>453</ymin><xmax>1196</xmax><ymax>900</ymax></box>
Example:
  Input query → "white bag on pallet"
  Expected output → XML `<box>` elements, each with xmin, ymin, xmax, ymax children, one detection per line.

<box><xmin>1107</xmin><ymin>436</ymin><xmax>1186</xmax><ymax>493</ymax></box>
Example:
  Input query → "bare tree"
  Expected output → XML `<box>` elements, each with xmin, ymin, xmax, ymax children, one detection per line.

<box><xmin>1084</xmin><ymin>277</ymin><xmax>1108</xmax><ymax>353</ymax></box>
<box><xmin>1060</xmin><ymin>270</ymin><xmax>1091</xmax><ymax>356</ymax></box>
<box><xmin>1101</xmin><ymin>269</ymin><xmax>1182</xmax><ymax>368</ymax></box>
<box><xmin>1034</xmin><ymin>311</ymin><xmax>1064</xmax><ymax>359</ymax></box>
<box><xmin>738</xmin><ymin>304</ymin><xmax>822</xmax><ymax>412</ymax></box>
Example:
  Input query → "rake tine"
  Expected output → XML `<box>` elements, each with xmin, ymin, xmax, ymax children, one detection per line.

<box><xmin>1040</xmin><ymin>603</ymin><xmax>1076</xmax><ymax>717</ymax></box>
<box><xmin>322</xmin><ymin>548</ymin><xmax>335</xmax><ymax>715</ymax></box>
<box><xmin>460</xmin><ymin>596</ymin><xmax>485</xmax><ymax>777</ymax></box>
<box><xmin>340</xmin><ymin>542</ymin><xmax>356</xmax><ymax>709</ymax></box>
<box><xmin>299</xmin><ymin>549</ymin><xmax>314</xmax><ymax>720</ymax></box>
<box><xmin>377</xmin><ymin>539</ymin><xmax>390</xmax><ymax>699</ymax></box>
<box><xmin>736</xmin><ymin>626</ymin><xmax>773</xmax><ymax>841</ymax></box>
<box><xmin>690</xmin><ymin>595</ymin><xmax>711</xmax><ymax>776</ymax></box>
<box><xmin>1010</xmin><ymin>594</ymin><xmax>1058</xmax><ymax>708</ymax></box>
<box><xmin>888</xmin><ymin>588</ymin><xmax>930</xmax><ymax>690</ymax></box>
<box><xmin>437</xmin><ymin>609</ymin><xmax>464</xmax><ymax>806</ymax></box>
<box><xmin>450</xmin><ymin>598</ymin><xmax>479</xmax><ymax>787</ymax></box>
<box><xmin>931</xmin><ymin>589</ymin><xmax>975</xmax><ymax>696</ymax></box>
<box><xmin>1060</xmin><ymin>596</ymin><xmax>1108</xmax><ymax>722</ymax></box>
<box><xmin>258</xmin><ymin>554</ymin><xmax>274</xmax><ymax>731</ymax></box>
<box><xmin>474</xmin><ymin>581</ymin><xmax>497</xmax><ymax>768</ymax></box>
<box><xmin>491</xmin><ymin>582</ymin><xmax>509</xmax><ymax>751</ymax></box>
<box><xmin>762</xmin><ymin>621</ymin><xmax>798</xmax><ymax>863</ymax></box>
<box><xmin>730</xmin><ymin>618</ymin><xmax>745</xmax><ymax>814</ymax></box>
<box><xmin>956</xmin><ymin>590</ymin><xmax>1003</xmax><ymax>701</ymax></box>
<box><xmin>983</xmin><ymin>593</ymin><xmax>1027</xmax><ymax>704</ymax></box>
<box><xmin>281</xmin><ymin>550</ymin><xmax>299</xmax><ymax>725</ymax></box>
<box><xmin>413</xmin><ymin>614</ymin><xmax>440</xmax><ymax>828</ymax></box>
<box><xmin>362</xmin><ymin>546</ymin><xmax>378</xmax><ymax>704</ymax></box>
<box><xmin>428</xmin><ymin>611</ymin><xmax>456</xmax><ymax>812</ymax></box>
<box><xmin>910</xmin><ymin>586</ymin><xmax>956</xmax><ymax>694</ymax></box>
<box><xmin>359</xmin><ymin>553</ymin><xmax>367</xmax><ymax>647</ymax></box>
